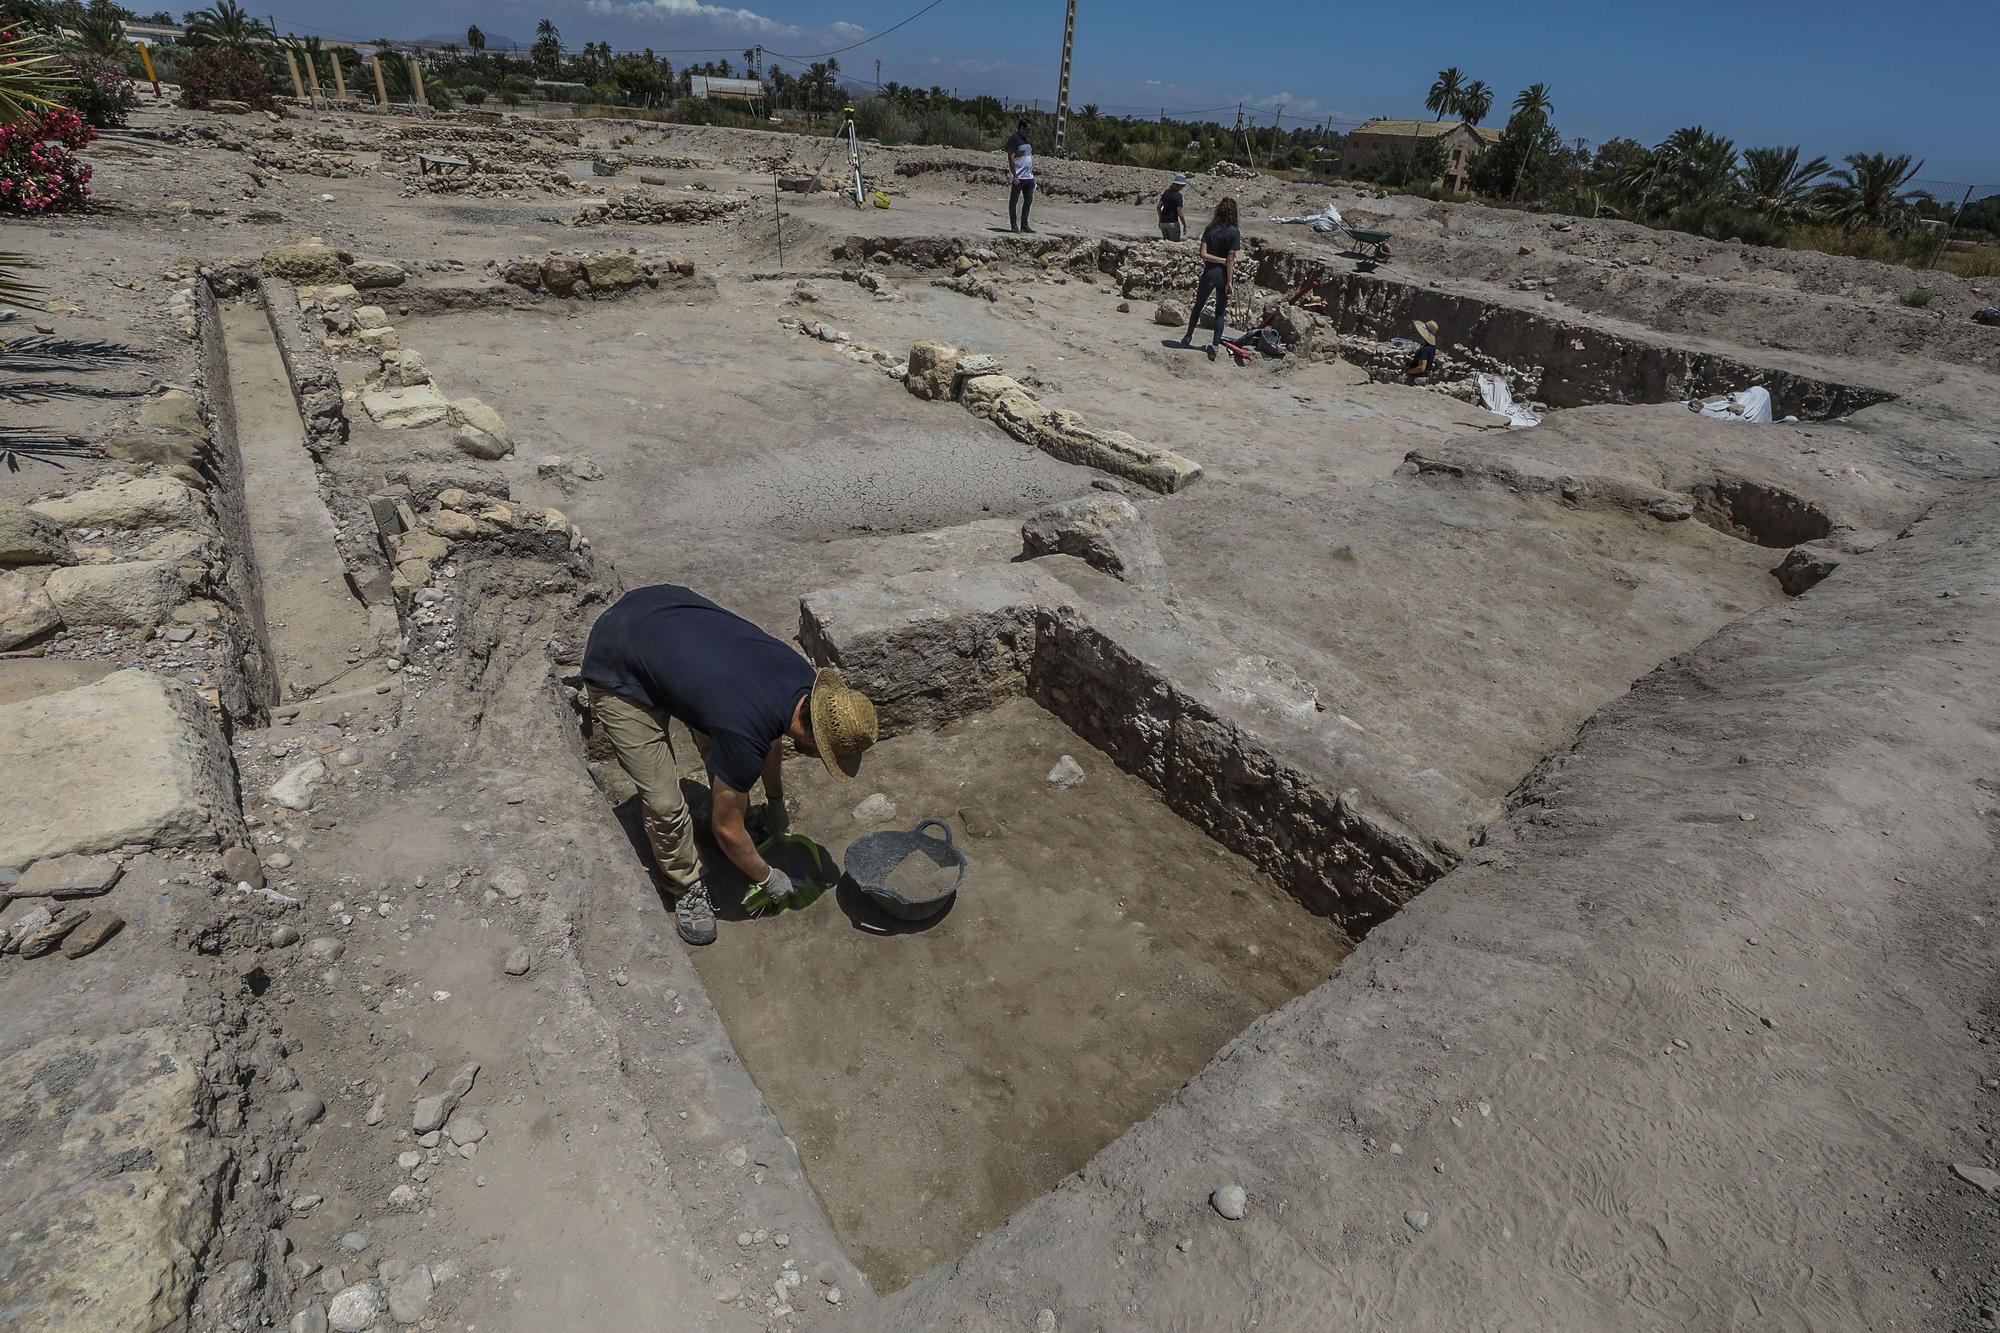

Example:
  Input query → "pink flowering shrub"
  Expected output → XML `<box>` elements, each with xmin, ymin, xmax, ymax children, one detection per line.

<box><xmin>0</xmin><ymin>106</ymin><xmax>95</xmax><ymax>213</ymax></box>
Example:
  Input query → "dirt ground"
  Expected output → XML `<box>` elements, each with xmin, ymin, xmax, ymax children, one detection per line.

<box><xmin>681</xmin><ymin>698</ymin><xmax>1345</xmax><ymax>1289</ymax></box>
<box><xmin>4</xmin><ymin>91</ymin><xmax>1999</xmax><ymax>1333</ymax></box>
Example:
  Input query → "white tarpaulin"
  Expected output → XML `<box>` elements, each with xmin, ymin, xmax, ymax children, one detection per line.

<box><xmin>1687</xmin><ymin>386</ymin><xmax>1778</xmax><ymax>424</ymax></box>
<box><xmin>1477</xmin><ymin>373</ymin><xmax>1543</xmax><ymax>430</ymax></box>
<box><xmin>1269</xmin><ymin>201</ymin><xmax>1345</xmax><ymax>233</ymax></box>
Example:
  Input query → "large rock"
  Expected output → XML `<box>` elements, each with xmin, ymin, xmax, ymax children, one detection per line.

<box><xmin>581</xmin><ymin>253</ymin><xmax>644</xmax><ymax>291</ymax></box>
<box><xmin>262</xmin><ymin>243</ymin><xmax>348</xmax><ymax>284</ymax></box>
<box><xmin>344</xmin><ymin>259</ymin><xmax>405</xmax><ymax>289</ymax></box>
<box><xmin>360</xmin><ymin>384</ymin><xmax>451</xmax><ymax>430</ymax></box>
<box><xmin>0</xmin><ymin>569</ymin><xmax>61</xmax><ymax>649</ymax></box>
<box><xmin>1269</xmin><ymin>303</ymin><xmax>1314</xmax><ymax>356</ymax></box>
<box><xmin>451</xmin><ymin>399</ymin><xmax>511</xmax><ymax>459</ymax></box>
<box><xmin>1020</xmin><ymin>494</ymin><xmax>1169</xmax><ymax>589</ymax></box>
<box><xmin>904</xmin><ymin>341</ymin><xmax>963</xmax><ymax>401</ymax></box>
<box><xmin>541</xmin><ymin>255</ymin><xmax>585</xmax><ymax>295</ymax></box>
<box><xmin>0</xmin><ymin>1027</ymin><xmax>229</xmax><ymax>1332</ymax></box>
<box><xmin>0</xmin><ymin>504</ymin><xmax>75</xmax><ymax>566</ymax></box>
<box><xmin>44</xmin><ymin>560</ymin><xmax>188</xmax><ymax>628</ymax></box>
<box><xmin>501</xmin><ymin>258</ymin><xmax>543</xmax><ymax>290</ymax></box>
<box><xmin>30</xmin><ymin>477</ymin><xmax>204</xmax><ymax>531</ymax></box>
<box><xmin>0</xmin><ymin>668</ymin><xmax>242</xmax><ymax>868</ymax></box>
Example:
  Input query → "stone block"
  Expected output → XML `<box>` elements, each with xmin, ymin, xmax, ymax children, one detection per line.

<box><xmin>11</xmin><ymin>854</ymin><xmax>122</xmax><ymax>898</ymax></box>
<box><xmin>44</xmin><ymin>560</ymin><xmax>189</xmax><ymax>628</ymax></box>
<box><xmin>263</xmin><ymin>243</ymin><xmax>347</xmax><ymax>284</ymax></box>
<box><xmin>904</xmin><ymin>341</ymin><xmax>962</xmax><ymax>401</ymax></box>
<box><xmin>581</xmin><ymin>254</ymin><xmax>644</xmax><ymax>290</ymax></box>
<box><xmin>30</xmin><ymin>477</ymin><xmax>204</xmax><ymax>531</ymax></box>
<box><xmin>0</xmin><ymin>569</ymin><xmax>61</xmax><ymax>649</ymax></box>
<box><xmin>351</xmin><ymin>305</ymin><xmax>390</xmax><ymax>331</ymax></box>
<box><xmin>345</xmin><ymin>259</ymin><xmax>405</xmax><ymax>289</ymax></box>
<box><xmin>0</xmin><ymin>1027</ymin><xmax>220</xmax><ymax>1328</ymax></box>
<box><xmin>799</xmin><ymin>564</ymin><xmax>1066</xmax><ymax>737</ymax></box>
<box><xmin>390</xmin><ymin>349</ymin><xmax>431</xmax><ymax>387</ymax></box>
<box><xmin>451</xmin><ymin>398</ymin><xmax>510</xmax><ymax>455</ymax></box>
<box><xmin>501</xmin><ymin>258</ymin><xmax>542</xmax><ymax>290</ymax></box>
<box><xmin>0</xmin><ymin>669</ymin><xmax>242</xmax><ymax>868</ymax></box>
<box><xmin>361</xmin><ymin>384</ymin><xmax>451</xmax><ymax>429</ymax></box>
<box><xmin>0</xmin><ymin>504</ymin><xmax>75</xmax><ymax>566</ymax></box>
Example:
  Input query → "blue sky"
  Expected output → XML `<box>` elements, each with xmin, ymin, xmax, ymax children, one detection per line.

<box><xmin>270</xmin><ymin>0</ymin><xmax>1999</xmax><ymax>185</ymax></box>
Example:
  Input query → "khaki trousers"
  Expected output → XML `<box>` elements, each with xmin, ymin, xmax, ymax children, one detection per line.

<box><xmin>588</xmin><ymin>685</ymin><xmax>701</xmax><ymax>895</ymax></box>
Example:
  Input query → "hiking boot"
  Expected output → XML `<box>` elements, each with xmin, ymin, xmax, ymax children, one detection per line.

<box><xmin>1207</xmin><ymin>343</ymin><xmax>1219</xmax><ymax>362</ymax></box>
<box><xmin>674</xmin><ymin>880</ymin><xmax>717</xmax><ymax>946</ymax></box>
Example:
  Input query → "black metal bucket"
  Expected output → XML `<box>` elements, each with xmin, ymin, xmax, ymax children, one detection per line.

<box><xmin>844</xmin><ymin>819</ymin><xmax>967</xmax><ymax>921</ymax></box>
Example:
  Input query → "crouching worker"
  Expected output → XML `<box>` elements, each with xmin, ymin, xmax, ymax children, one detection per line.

<box><xmin>1406</xmin><ymin>319</ymin><xmax>1442</xmax><ymax>382</ymax></box>
<box><xmin>582</xmin><ymin>584</ymin><xmax>879</xmax><ymax>945</ymax></box>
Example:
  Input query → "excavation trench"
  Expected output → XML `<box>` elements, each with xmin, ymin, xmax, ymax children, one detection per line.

<box><xmin>838</xmin><ymin>234</ymin><xmax>1899</xmax><ymax>421</ymax></box>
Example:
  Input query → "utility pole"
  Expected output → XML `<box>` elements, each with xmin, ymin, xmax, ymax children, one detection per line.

<box><xmin>1272</xmin><ymin>103</ymin><xmax>1283</xmax><ymax>168</ymax></box>
<box><xmin>1052</xmin><ymin>0</ymin><xmax>1076</xmax><ymax>157</ymax></box>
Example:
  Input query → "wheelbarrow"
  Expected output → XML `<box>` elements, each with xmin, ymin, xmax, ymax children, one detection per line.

<box><xmin>844</xmin><ymin>819</ymin><xmax>967</xmax><ymax>922</ymax></box>
<box><xmin>1341</xmin><ymin>226</ymin><xmax>1393</xmax><ymax>270</ymax></box>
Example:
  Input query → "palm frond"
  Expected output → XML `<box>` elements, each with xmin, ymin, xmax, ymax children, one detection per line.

<box><xmin>0</xmin><ymin>253</ymin><xmax>43</xmax><ymax>309</ymax></box>
<box><xmin>0</xmin><ymin>30</ymin><xmax>75</xmax><ymax>125</ymax></box>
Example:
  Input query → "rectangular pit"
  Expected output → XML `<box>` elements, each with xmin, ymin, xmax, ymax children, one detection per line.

<box><xmin>682</xmin><ymin>698</ymin><xmax>1348</xmax><ymax>1291</ymax></box>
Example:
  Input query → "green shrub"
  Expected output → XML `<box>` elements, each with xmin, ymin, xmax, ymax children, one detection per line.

<box><xmin>179</xmin><ymin>45</ymin><xmax>277</xmax><ymax>111</ymax></box>
<box><xmin>459</xmin><ymin>84</ymin><xmax>486</xmax><ymax>106</ymax></box>
<box><xmin>1902</xmin><ymin>286</ymin><xmax>1933</xmax><ymax>308</ymax></box>
<box><xmin>59</xmin><ymin>51</ymin><xmax>138</xmax><ymax>128</ymax></box>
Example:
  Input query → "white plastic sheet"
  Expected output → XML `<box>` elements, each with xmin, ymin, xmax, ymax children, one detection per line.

<box><xmin>1477</xmin><ymin>373</ymin><xmax>1543</xmax><ymax>430</ymax></box>
<box><xmin>1687</xmin><ymin>386</ymin><xmax>1775</xmax><ymax>424</ymax></box>
<box><xmin>1269</xmin><ymin>201</ymin><xmax>1345</xmax><ymax>233</ymax></box>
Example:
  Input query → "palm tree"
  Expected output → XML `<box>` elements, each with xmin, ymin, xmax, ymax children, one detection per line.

<box><xmin>742</xmin><ymin>47</ymin><xmax>758</xmax><ymax>78</ymax></box>
<box><xmin>1634</xmin><ymin>126</ymin><xmax>1739</xmax><ymax>217</ymax></box>
<box><xmin>187</xmin><ymin>0</ymin><xmax>269</xmax><ymax>50</ymax></box>
<box><xmin>1737</xmin><ymin>145</ymin><xmax>1830</xmax><ymax>223</ymax></box>
<box><xmin>1425</xmin><ymin>66</ymin><xmax>1464</xmax><ymax>120</ymax></box>
<box><xmin>467</xmin><ymin>24</ymin><xmax>485</xmax><ymax>52</ymax></box>
<box><xmin>531</xmin><ymin>18</ymin><xmax>562</xmax><ymax>79</ymax></box>
<box><xmin>75</xmin><ymin>2</ymin><xmax>129</xmax><ymax>59</ymax></box>
<box><xmin>1458</xmin><ymin>80</ymin><xmax>1492</xmax><ymax>127</ymax></box>
<box><xmin>1823</xmin><ymin>151</ymin><xmax>1924</xmax><ymax>232</ymax></box>
<box><xmin>1512</xmin><ymin>82</ymin><xmax>1554</xmax><ymax>118</ymax></box>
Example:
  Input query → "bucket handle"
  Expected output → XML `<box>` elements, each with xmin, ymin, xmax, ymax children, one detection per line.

<box><xmin>911</xmin><ymin>818</ymin><xmax>956</xmax><ymax>852</ymax></box>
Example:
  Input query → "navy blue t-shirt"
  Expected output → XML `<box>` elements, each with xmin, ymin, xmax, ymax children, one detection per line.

<box><xmin>1201</xmin><ymin>223</ymin><xmax>1241</xmax><ymax>279</ymax></box>
<box><xmin>582</xmin><ymin>585</ymin><xmax>815</xmax><ymax>793</ymax></box>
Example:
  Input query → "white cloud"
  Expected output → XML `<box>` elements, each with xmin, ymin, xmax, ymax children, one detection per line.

<box><xmin>579</xmin><ymin>0</ymin><xmax>804</xmax><ymax>38</ymax></box>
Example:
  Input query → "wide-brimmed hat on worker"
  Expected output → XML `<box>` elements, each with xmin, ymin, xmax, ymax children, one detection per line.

<box><xmin>1413</xmin><ymin>319</ymin><xmax>1441</xmax><ymax>344</ymax></box>
<box><xmin>809</xmin><ymin>667</ymin><xmax>878</xmax><ymax>780</ymax></box>
<box><xmin>1171</xmin><ymin>172</ymin><xmax>1189</xmax><ymax>186</ymax></box>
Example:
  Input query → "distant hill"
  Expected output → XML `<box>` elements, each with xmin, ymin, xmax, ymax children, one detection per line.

<box><xmin>417</xmin><ymin>32</ymin><xmax>524</xmax><ymax>51</ymax></box>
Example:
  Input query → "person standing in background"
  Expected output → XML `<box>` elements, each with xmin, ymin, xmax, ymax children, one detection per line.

<box><xmin>1158</xmin><ymin>173</ymin><xmax>1188</xmax><ymax>240</ymax></box>
<box><xmin>1181</xmin><ymin>197</ymin><xmax>1242</xmax><ymax>361</ymax></box>
<box><xmin>1005</xmin><ymin>118</ymin><xmax>1036</xmax><ymax>233</ymax></box>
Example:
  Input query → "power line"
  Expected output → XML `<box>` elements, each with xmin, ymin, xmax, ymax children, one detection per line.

<box><xmin>764</xmin><ymin>0</ymin><xmax>952</xmax><ymax>62</ymax></box>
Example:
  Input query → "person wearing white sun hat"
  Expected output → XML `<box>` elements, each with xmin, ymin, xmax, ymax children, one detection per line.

<box><xmin>1406</xmin><ymin>318</ymin><xmax>1442</xmax><ymax>382</ymax></box>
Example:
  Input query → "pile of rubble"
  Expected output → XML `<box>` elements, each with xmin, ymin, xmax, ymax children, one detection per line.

<box><xmin>1208</xmin><ymin>160</ymin><xmax>1259</xmax><ymax>179</ymax></box>
<box><xmin>572</xmin><ymin>193</ymin><xmax>745</xmax><ymax>226</ymax></box>
<box><xmin>251</xmin><ymin>147</ymin><xmax>367</xmax><ymax>179</ymax></box>
<box><xmin>400</xmin><ymin>162</ymin><xmax>580</xmax><ymax>198</ymax></box>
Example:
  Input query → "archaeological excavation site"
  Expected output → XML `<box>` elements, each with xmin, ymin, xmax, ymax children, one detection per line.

<box><xmin>4</xmin><ymin>90</ymin><xmax>2000</xmax><ymax>1333</ymax></box>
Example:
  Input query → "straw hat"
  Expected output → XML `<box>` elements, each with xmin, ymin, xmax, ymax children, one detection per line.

<box><xmin>1414</xmin><ymin>319</ymin><xmax>1440</xmax><ymax>343</ymax></box>
<box><xmin>808</xmin><ymin>667</ymin><xmax>878</xmax><ymax>781</ymax></box>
